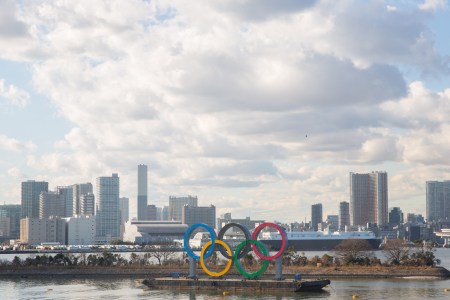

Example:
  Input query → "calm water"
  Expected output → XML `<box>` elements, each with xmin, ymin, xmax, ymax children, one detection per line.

<box><xmin>2</xmin><ymin>249</ymin><xmax>450</xmax><ymax>299</ymax></box>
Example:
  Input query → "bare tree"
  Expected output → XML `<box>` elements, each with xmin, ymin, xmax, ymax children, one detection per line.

<box><xmin>381</xmin><ymin>239</ymin><xmax>410</xmax><ymax>265</ymax></box>
<box><xmin>147</xmin><ymin>245</ymin><xmax>176</xmax><ymax>265</ymax></box>
<box><xmin>335</xmin><ymin>239</ymin><xmax>374</xmax><ymax>265</ymax></box>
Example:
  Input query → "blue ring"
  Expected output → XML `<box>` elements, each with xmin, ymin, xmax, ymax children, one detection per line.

<box><xmin>184</xmin><ymin>223</ymin><xmax>216</xmax><ymax>260</ymax></box>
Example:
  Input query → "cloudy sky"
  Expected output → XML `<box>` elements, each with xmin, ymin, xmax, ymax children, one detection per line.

<box><xmin>1</xmin><ymin>0</ymin><xmax>449</xmax><ymax>222</ymax></box>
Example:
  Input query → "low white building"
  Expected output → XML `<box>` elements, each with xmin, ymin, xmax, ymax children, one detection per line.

<box><xmin>123</xmin><ymin>220</ymin><xmax>188</xmax><ymax>244</ymax></box>
<box><xmin>66</xmin><ymin>215</ymin><xmax>96</xmax><ymax>245</ymax></box>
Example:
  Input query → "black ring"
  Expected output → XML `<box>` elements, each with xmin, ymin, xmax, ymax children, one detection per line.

<box><xmin>217</xmin><ymin>222</ymin><xmax>252</xmax><ymax>259</ymax></box>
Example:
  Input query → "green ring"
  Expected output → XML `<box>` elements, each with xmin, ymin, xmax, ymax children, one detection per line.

<box><xmin>234</xmin><ymin>240</ymin><xmax>269</xmax><ymax>278</ymax></box>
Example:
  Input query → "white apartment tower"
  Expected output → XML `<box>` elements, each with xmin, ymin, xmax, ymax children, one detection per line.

<box><xmin>350</xmin><ymin>171</ymin><xmax>388</xmax><ymax>226</ymax></box>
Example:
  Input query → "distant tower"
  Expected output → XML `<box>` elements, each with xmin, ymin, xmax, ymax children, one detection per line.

<box><xmin>39</xmin><ymin>191</ymin><xmax>65</xmax><ymax>219</ymax></box>
<box><xmin>388</xmin><ymin>207</ymin><xmax>404</xmax><ymax>226</ymax></box>
<box><xmin>350</xmin><ymin>171</ymin><xmax>388</xmax><ymax>226</ymax></box>
<box><xmin>426</xmin><ymin>181</ymin><xmax>450</xmax><ymax>222</ymax></box>
<box><xmin>95</xmin><ymin>173</ymin><xmax>120</xmax><ymax>242</ymax></box>
<box><xmin>182</xmin><ymin>205</ymin><xmax>216</xmax><ymax>228</ymax></box>
<box><xmin>73</xmin><ymin>183</ymin><xmax>93</xmax><ymax>215</ymax></box>
<box><xmin>21</xmin><ymin>180</ymin><xmax>49</xmax><ymax>219</ymax></box>
<box><xmin>119</xmin><ymin>197</ymin><xmax>129</xmax><ymax>224</ymax></box>
<box><xmin>311</xmin><ymin>203</ymin><xmax>323</xmax><ymax>231</ymax></box>
<box><xmin>169</xmin><ymin>195</ymin><xmax>198</xmax><ymax>221</ymax></box>
<box><xmin>57</xmin><ymin>186</ymin><xmax>74</xmax><ymax>217</ymax></box>
<box><xmin>339</xmin><ymin>201</ymin><xmax>350</xmax><ymax>230</ymax></box>
<box><xmin>80</xmin><ymin>193</ymin><xmax>95</xmax><ymax>216</ymax></box>
<box><xmin>137</xmin><ymin>164</ymin><xmax>148</xmax><ymax>220</ymax></box>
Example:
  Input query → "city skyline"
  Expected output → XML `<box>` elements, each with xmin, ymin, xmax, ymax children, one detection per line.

<box><xmin>1</xmin><ymin>1</ymin><xmax>450</xmax><ymax>222</ymax></box>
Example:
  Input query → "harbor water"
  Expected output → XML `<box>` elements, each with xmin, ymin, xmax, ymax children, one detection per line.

<box><xmin>2</xmin><ymin>248</ymin><xmax>450</xmax><ymax>299</ymax></box>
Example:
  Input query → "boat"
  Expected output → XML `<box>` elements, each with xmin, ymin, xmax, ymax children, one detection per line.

<box><xmin>260</xmin><ymin>230</ymin><xmax>382</xmax><ymax>251</ymax></box>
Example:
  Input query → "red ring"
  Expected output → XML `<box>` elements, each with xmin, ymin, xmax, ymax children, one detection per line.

<box><xmin>251</xmin><ymin>222</ymin><xmax>287</xmax><ymax>260</ymax></box>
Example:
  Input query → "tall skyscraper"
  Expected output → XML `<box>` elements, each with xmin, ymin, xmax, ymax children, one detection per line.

<box><xmin>137</xmin><ymin>164</ymin><xmax>148</xmax><ymax>220</ymax></box>
<box><xmin>426</xmin><ymin>180</ymin><xmax>450</xmax><ymax>222</ymax></box>
<box><xmin>39</xmin><ymin>191</ymin><xmax>65</xmax><ymax>219</ymax></box>
<box><xmin>0</xmin><ymin>204</ymin><xmax>21</xmax><ymax>238</ymax></box>
<box><xmin>95</xmin><ymin>173</ymin><xmax>120</xmax><ymax>242</ymax></box>
<box><xmin>311</xmin><ymin>203</ymin><xmax>323</xmax><ymax>231</ymax></box>
<box><xmin>339</xmin><ymin>201</ymin><xmax>350</xmax><ymax>231</ymax></box>
<box><xmin>73</xmin><ymin>183</ymin><xmax>93</xmax><ymax>215</ymax></box>
<box><xmin>21</xmin><ymin>180</ymin><xmax>49</xmax><ymax>219</ymax></box>
<box><xmin>350</xmin><ymin>171</ymin><xmax>388</xmax><ymax>226</ymax></box>
<box><xmin>57</xmin><ymin>186</ymin><xmax>74</xmax><ymax>217</ymax></box>
<box><xmin>169</xmin><ymin>195</ymin><xmax>198</xmax><ymax>221</ymax></box>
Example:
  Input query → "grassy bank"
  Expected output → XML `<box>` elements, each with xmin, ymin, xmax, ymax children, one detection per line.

<box><xmin>0</xmin><ymin>264</ymin><xmax>449</xmax><ymax>279</ymax></box>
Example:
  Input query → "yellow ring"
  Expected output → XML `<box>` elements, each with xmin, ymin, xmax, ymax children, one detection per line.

<box><xmin>200</xmin><ymin>240</ymin><xmax>233</xmax><ymax>277</ymax></box>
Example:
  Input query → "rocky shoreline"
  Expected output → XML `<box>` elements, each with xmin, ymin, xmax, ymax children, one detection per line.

<box><xmin>0</xmin><ymin>265</ymin><xmax>449</xmax><ymax>279</ymax></box>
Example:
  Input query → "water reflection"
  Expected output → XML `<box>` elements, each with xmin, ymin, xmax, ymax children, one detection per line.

<box><xmin>1</xmin><ymin>276</ymin><xmax>450</xmax><ymax>299</ymax></box>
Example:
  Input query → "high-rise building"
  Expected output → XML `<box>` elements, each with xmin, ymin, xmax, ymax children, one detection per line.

<box><xmin>326</xmin><ymin>215</ymin><xmax>339</xmax><ymax>231</ymax></box>
<box><xmin>169</xmin><ymin>195</ymin><xmax>198</xmax><ymax>221</ymax></box>
<box><xmin>119</xmin><ymin>197</ymin><xmax>129</xmax><ymax>224</ymax></box>
<box><xmin>350</xmin><ymin>171</ymin><xmax>388</xmax><ymax>226</ymax></box>
<box><xmin>57</xmin><ymin>186</ymin><xmax>74</xmax><ymax>217</ymax></box>
<box><xmin>73</xmin><ymin>183</ymin><xmax>93</xmax><ymax>215</ymax></box>
<box><xmin>182</xmin><ymin>205</ymin><xmax>216</xmax><ymax>228</ymax></box>
<box><xmin>95</xmin><ymin>173</ymin><xmax>120</xmax><ymax>242</ymax></box>
<box><xmin>147</xmin><ymin>204</ymin><xmax>157</xmax><ymax>220</ymax></box>
<box><xmin>406</xmin><ymin>213</ymin><xmax>425</xmax><ymax>224</ymax></box>
<box><xmin>388</xmin><ymin>207</ymin><xmax>404</xmax><ymax>226</ymax></box>
<box><xmin>39</xmin><ymin>191</ymin><xmax>65</xmax><ymax>219</ymax></box>
<box><xmin>311</xmin><ymin>203</ymin><xmax>323</xmax><ymax>231</ymax></box>
<box><xmin>339</xmin><ymin>201</ymin><xmax>350</xmax><ymax>231</ymax></box>
<box><xmin>80</xmin><ymin>193</ymin><xmax>95</xmax><ymax>216</ymax></box>
<box><xmin>161</xmin><ymin>206</ymin><xmax>169</xmax><ymax>221</ymax></box>
<box><xmin>137</xmin><ymin>164</ymin><xmax>148</xmax><ymax>220</ymax></box>
<box><xmin>21</xmin><ymin>180</ymin><xmax>49</xmax><ymax>219</ymax></box>
<box><xmin>0</xmin><ymin>204</ymin><xmax>21</xmax><ymax>238</ymax></box>
<box><xmin>426</xmin><ymin>181</ymin><xmax>450</xmax><ymax>222</ymax></box>
<box><xmin>0</xmin><ymin>217</ymin><xmax>10</xmax><ymax>237</ymax></box>
<box><xmin>119</xmin><ymin>197</ymin><xmax>129</xmax><ymax>240</ymax></box>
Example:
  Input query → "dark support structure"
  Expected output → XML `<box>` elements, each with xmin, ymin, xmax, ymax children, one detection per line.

<box><xmin>188</xmin><ymin>257</ymin><xmax>197</xmax><ymax>278</ymax></box>
<box><xmin>274</xmin><ymin>256</ymin><xmax>284</xmax><ymax>280</ymax></box>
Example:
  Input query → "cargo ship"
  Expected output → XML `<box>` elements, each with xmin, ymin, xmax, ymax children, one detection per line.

<box><xmin>259</xmin><ymin>230</ymin><xmax>382</xmax><ymax>251</ymax></box>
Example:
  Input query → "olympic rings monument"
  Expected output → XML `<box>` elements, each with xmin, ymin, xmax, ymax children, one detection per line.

<box><xmin>141</xmin><ymin>221</ymin><xmax>331</xmax><ymax>292</ymax></box>
<box><xmin>184</xmin><ymin>222</ymin><xmax>287</xmax><ymax>279</ymax></box>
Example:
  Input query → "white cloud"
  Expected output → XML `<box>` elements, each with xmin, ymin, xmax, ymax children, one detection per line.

<box><xmin>0</xmin><ymin>79</ymin><xmax>30</xmax><ymax>107</ymax></box>
<box><xmin>1</xmin><ymin>0</ymin><xmax>450</xmax><ymax>220</ymax></box>
<box><xmin>419</xmin><ymin>0</ymin><xmax>447</xmax><ymax>11</ymax></box>
<box><xmin>0</xmin><ymin>134</ymin><xmax>36</xmax><ymax>152</ymax></box>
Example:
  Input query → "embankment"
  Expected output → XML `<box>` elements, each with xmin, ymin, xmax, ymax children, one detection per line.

<box><xmin>1</xmin><ymin>265</ymin><xmax>449</xmax><ymax>279</ymax></box>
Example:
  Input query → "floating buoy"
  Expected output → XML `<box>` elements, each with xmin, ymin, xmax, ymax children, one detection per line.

<box><xmin>47</xmin><ymin>288</ymin><xmax>53</xmax><ymax>291</ymax></box>
<box><xmin>444</xmin><ymin>288</ymin><xmax>449</xmax><ymax>292</ymax></box>
<box><xmin>352</xmin><ymin>295</ymin><xmax>359</xmax><ymax>299</ymax></box>
<box><xmin>223</xmin><ymin>291</ymin><xmax>229</xmax><ymax>296</ymax></box>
